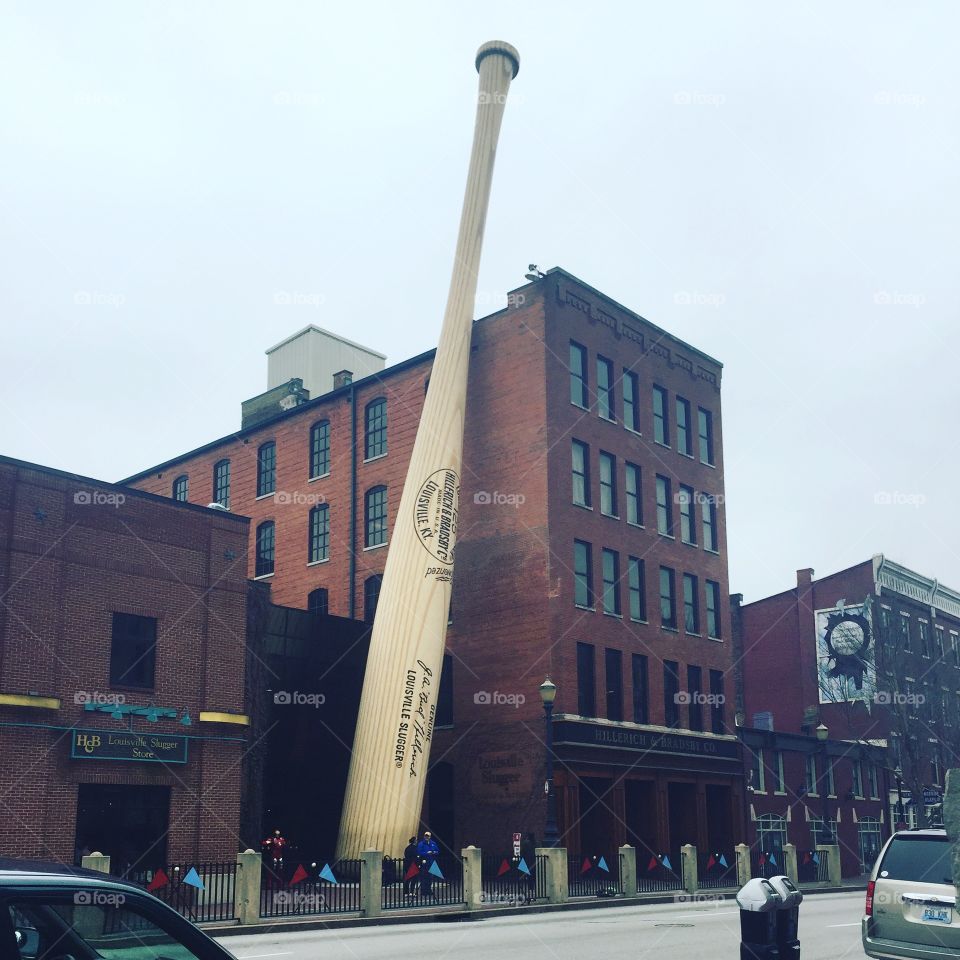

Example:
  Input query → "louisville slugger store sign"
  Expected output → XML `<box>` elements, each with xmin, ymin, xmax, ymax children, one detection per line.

<box><xmin>553</xmin><ymin>719</ymin><xmax>739</xmax><ymax>760</ymax></box>
<box><xmin>71</xmin><ymin>729</ymin><xmax>189</xmax><ymax>764</ymax></box>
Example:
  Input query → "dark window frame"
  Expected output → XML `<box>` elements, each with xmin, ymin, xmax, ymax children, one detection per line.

<box><xmin>605</xmin><ymin>647</ymin><xmax>623</xmax><ymax>721</ymax></box>
<box><xmin>628</xmin><ymin>556</ymin><xmax>646</xmax><ymax>622</ymax></box>
<box><xmin>364</xmin><ymin>486</ymin><xmax>388</xmax><ymax>548</ymax></box>
<box><xmin>574</xmin><ymin>539</ymin><xmax>594</xmax><ymax>609</ymax></box>
<box><xmin>572</xmin><ymin>440</ymin><xmax>591</xmax><ymax>507</ymax></box>
<box><xmin>632</xmin><ymin>653</ymin><xmax>649</xmax><ymax>723</ymax></box>
<box><xmin>676</xmin><ymin>396</ymin><xmax>692</xmax><ymax>456</ymax></box>
<box><xmin>172</xmin><ymin>475</ymin><xmax>188</xmax><ymax>502</ymax></box>
<box><xmin>308</xmin><ymin>503</ymin><xmax>330</xmax><ymax>563</ymax></box>
<box><xmin>212</xmin><ymin>459</ymin><xmax>230</xmax><ymax>509</ymax></box>
<box><xmin>625</xmin><ymin>462</ymin><xmax>642</xmax><ymax>525</ymax></box>
<box><xmin>655</xmin><ymin>475</ymin><xmax>673</xmax><ymax>536</ymax></box>
<box><xmin>660</xmin><ymin>566</ymin><xmax>677</xmax><ymax>630</ymax></box>
<box><xmin>698</xmin><ymin>407</ymin><xmax>715</xmax><ymax>465</ymax></box>
<box><xmin>255</xmin><ymin>520</ymin><xmax>275</xmax><ymax>577</ymax></box>
<box><xmin>601</xmin><ymin>548</ymin><xmax>621</xmax><ymax>616</ymax></box>
<box><xmin>569</xmin><ymin>341</ymin><xmax>589</xmax><ymax>408</ymax></box>
<box><xmin>622</xmin><ymin>369</ymin><xmax>641</xmax><ymax>432</ymax></box>
<box><xmin>577</xmin><ymin>641</ymin><xmax>596</xmax><ymax>717</ymax></box>
<box><xmin>257</xmin><ymin>441</ymin><xmax>276</xmax><ymax>497</ymax></box>
<box><xmin>683</xmin><ymin>572</ymin><xmax>700</xmax><ymax>634</ymax></box>
<box><xmin>599</xmin><ymin>451</ymin><xmax>617</xmax><ymax>517</ymax></box>
<box><xmin>310</xmin><ymin>420</ymin><xmax>331</xmax><ymax>478</ymax></box>
<box><xmin>597</xmin><ymin>356</ymin><xmax>615</xmax><ymax>420</ymax></box>
<box><xmin>109</xmin><ymin>612</ymin><xmax>157</xmax><ymax>690</ymax></box>
<box><xmin>652</xmin><ymin>385</ymin><xmax>670</xmax><ymax>445</ymax></box>
<box><xmin>364</xmin><ymin>398</ymin><xmax>388</xmax><ymax>460</ymax></box>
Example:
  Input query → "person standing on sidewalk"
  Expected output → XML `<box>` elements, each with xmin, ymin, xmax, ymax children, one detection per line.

<box><xmin>417</xmin><ymin>831</ymin><xmax>440</xmax><ymax>897</ymax></box>
<box><xmin>402</xmin><ymin>836</ymin><xmax>418</xmax><ymax>896</ymax></box>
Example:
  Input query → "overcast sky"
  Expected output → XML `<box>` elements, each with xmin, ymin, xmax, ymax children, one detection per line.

<box><xmin>2</xmin><ymin>1</ymin><xmax>957</xmax><ymax>603</ymax></box>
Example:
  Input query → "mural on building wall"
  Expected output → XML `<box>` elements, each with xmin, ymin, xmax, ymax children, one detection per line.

<box><xmin>816</xmin><ymin>598</ymin><xmax>877</xmax><ymax>706</ymax></box>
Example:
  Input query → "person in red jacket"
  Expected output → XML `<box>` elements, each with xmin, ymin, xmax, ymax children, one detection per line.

<box><xmin>261</xmin><ymin>829</ymin><xmax>288</xmax><ymax>870</ymax></box>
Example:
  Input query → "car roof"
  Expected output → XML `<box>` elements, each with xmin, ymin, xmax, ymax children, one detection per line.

<box><xmin>0</xmin><ymin>859</ymin><xmax>143</xmax><ymax>891</ymax></box>
<box><xmin>892</xmin><ymin>829</ymin><xmax>948</xmax><ymax>838</ymax></box>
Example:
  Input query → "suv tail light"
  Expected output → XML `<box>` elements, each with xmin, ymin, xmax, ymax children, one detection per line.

<box><xmin>865</xmin><ymin>879</ymin><xmax>875</xmax><ymax>916</ymax></box>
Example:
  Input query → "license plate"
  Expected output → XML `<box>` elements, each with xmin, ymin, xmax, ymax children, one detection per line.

<box><xmin>921</xmin><ymin>907</ymin><xmax>952</xmax><ymax>924</ymax></box>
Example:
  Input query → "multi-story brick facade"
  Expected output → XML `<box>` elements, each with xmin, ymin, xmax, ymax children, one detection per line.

<box><xmin>124</xmin><ymin>267</ymin><xmax>742</xmax><ymax>862</ymax></box>
<box><xmin>0</xmin><ymin>455</ymin><xmax>251</xmax><ymax>870</ymax></box>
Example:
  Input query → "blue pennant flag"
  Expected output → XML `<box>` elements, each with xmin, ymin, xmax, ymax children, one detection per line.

<box><xmin>811</xmin><ymin>852</ymin><xmax>820</xmax><ymax>866</ymax></box>
<box><xmin>768</xmin><ymin>854</ymin><xmax>777</xmax><ymax>866</ymax></box>
<box><xmin>662</xmin><ymin>855</ymin><xmax>672</xmax><ymax>871</ymax></box>
<box><xmin>719</xmin><ymin>854</ymin><xmax>729</xmax><ymax>869</ymax></box>
<box><xmin>518</xmin><ymin>858</ymin><xmax>531</xmax><ymax>876</ymax></box>
<box><xmin>319</xmin><ymin>863</ymin><xmax>338</xmax><ymax>884</ymax></box>
<box><xmin>182</xmin><ymin>867</ymin><xmax>204</xmax><ymax>891</ymax></box>
<box><xmin>428</xmin><ymin>861</ymin><xmax>445</xmax><ymax>879</ymax></box>
<box><xmin>597</xmin><ymin>856</ymin><xmax>610</xmax><ymax>873</ymax></box>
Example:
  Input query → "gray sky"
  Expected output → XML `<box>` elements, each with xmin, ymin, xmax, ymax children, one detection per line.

<box><xmin>2</xmin><ymin>1</ymin><xmax>957</xmax><ymax>604</ymax></box>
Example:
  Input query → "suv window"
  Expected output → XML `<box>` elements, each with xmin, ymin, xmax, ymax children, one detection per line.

<box><xmin>879</xmin><ymin>835</ymin><xmax>953</xmax><ymax>884</ymax></box>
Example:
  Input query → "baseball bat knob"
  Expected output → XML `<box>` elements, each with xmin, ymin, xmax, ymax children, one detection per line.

<box><xmin>475</xmin><ymin>41</ymin><xmax>520</xmax><ymax>78</ymax></box>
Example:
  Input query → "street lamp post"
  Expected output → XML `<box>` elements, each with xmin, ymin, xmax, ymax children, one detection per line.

<box><xmin>816</xmin><ymin>723</ymin><xmax>832</xmax><ymax>845</ymax></box>
<box><xmin>894</xmin><ymin>765</ymin><xmax>905</xmax><ymax>828</ymax></box>
<box><xmin>539</xmin><ymin>678</ymin><xmax>560</xmax><ymax>848</ymax></box>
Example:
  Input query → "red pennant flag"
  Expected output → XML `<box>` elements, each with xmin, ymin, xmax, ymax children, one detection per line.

<box><xmin>497</xmin><ymin>859</ymin><xmax>511</xmax><ymax>877</ymax></box>
<box><xmin>802</xmin><ymin>852</ymin><xmax>811</xmax><ymax>864</ymax></box>
<box><xmin>147</xmin><ymin>869</ymin><xmax>169</xmax><ymax>892</ymax></box>
<box><xmin>647</xmin><ymin>856</ymin><xmax>658</xmax><ymax>871</ymax></box>
<box><xmin>289</xmin><ymin>864</ymin><xmax>308</xmax><ymax>886</ymax></box>
<box><xmin>580</xmin><ymin>857</ymin><xmax>592</xmax><ymax>874</ymax></box>
<box><xmin>706</xmin><ymin>854</ymin><xmax>716</xmax><ymax>870</ymax></box>
<box><xmin>404</xmin><ymin>862</ymin><xmax>420</xmax><ymax>880</ymax></box>
<box><xmin>758</xmin><ymin>853</ymin><xmax>766</xmax><ymax>866</ymax></box>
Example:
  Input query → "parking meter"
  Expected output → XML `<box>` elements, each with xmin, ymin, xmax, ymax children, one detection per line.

<box><xmin>736</xmin><ymin>877</ymin><xmax>784</xmax><ymax>960</ymax></box>
<box><xmin>766</xmin><ymin>875</ymin><xmax>802</xmax><ymax>960</ymax></box>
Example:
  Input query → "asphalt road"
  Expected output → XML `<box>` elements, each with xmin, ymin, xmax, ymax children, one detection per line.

<box><xmin>217</xmin><ymin>890</ymin><xmax>867</xmax><ymax>960</ymax></box>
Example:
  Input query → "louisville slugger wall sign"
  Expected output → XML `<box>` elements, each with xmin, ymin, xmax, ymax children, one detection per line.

<box><xmin>336</xmin><ymin>42</ymin><xmax>519</xmax><ymax>859</ymax></box>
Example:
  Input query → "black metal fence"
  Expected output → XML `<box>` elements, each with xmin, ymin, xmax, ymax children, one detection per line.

<box><xmin>123</xmin><ymin>862</ymin><xmax>237</xmax><ymax>923</ymax></box>
<box><xmin>635</xmin><ymin>851</ymin><xmax>684</xmax><ymax>892</ymax></box>
<box><xmin>479</xmin><ymin>854</ymin><xmax>542</xmax><ymax>905</ymax></box>
<box><xmin>568</xmin><ymin>854</ymin><xmax>620</xmax><ymax>898</ymax></box>
<box><xmin>796</xmin><ymin>850</ymin><xmax>830</xmax><ymax>885</ymax></box>
<box><xmin>381</xmin><ymin>855</ymin><xmax>464</xmax><ymax>909</ymax></box>
<box><xmin>697</xmin><ymin>850</ymin><xmax>737</xmax><ymax>889</ymax></box>
<box><xmin>259</xmin><ymin>860</ymin><xmax>362</xmax><ymax>917</ymax></box>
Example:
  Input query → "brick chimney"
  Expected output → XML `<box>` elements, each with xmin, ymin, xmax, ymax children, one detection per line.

<box><xmin>333</xmin><ymin>370</ymin><xmax>353</xmax><ymax>390</ymax></box>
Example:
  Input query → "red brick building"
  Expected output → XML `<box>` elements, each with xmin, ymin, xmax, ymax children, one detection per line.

<box><xmin>124</xmin><ymin>267</ymin><xmax>743</xmax><ymax>862</ymax></box>
<box><xmin>735</xmin><ymin>556</ymin><xmax>960</xmax><ymax>877</ymax></box>
<box><xmin>0</xmin><ymin>456</ymin><xmax>251</xmax><ymax>871</ymax></box>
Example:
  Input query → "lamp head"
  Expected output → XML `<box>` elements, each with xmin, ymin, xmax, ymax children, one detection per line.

<box><xmin>539</xmin><ymin>678</ymin><xmax>557</xmax><ymax>705</ymax></box>
<box><xmin>815</xmin><ymin>722</ymin><xmax>829</xmax><ymax>742</ymax></box>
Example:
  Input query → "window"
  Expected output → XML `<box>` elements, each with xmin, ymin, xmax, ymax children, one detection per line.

<box><xmin>577</xmin><ymin>642</ymin><xmax>596</xmax><ymax>717</ymax></box>
<box><xmin>660</xmin><ymin>566</ymin><xmax>677</xmax><ymax>629</ymax></box>
<box><xmin>652</xmin><ymin>385</ymin><xmax>669</xmax><ymax>445</ymax></box>
<box><xmin>622</xmin><ymin>370</ymin><xmax>640</xmax><ymax>431</ymax></box>
<box><xmin>605</xmin><ymin>648</ymin><xmax>623</xmax><ymax>721</ymax></box>
<box><xmin>310</xmin><ymin>420</ymin><xmax>330</xmax><ymax>478</ymax></box>
<box><xmin>858</xmin><ymin>818</ymin><xmax>883</xmax><ymax>874</ymax></box>
<box><xmin>308</xmin><ymin>504</ymin><xmax>330</xmax><ymax>563</ymax></box>
<box><xmin>709</xmin><ymin>669</ymin><xmax>725</xmax><ymax>733</ymax></box>
<box><xmin>255</xmin><ymin>521</ymin><xmax>275</xmax><ymax>577</ymax></box>
<box><xmin>570</xmin><ymin>341</ymin><xmax>588</xmax><ymax>407</ymax></box>
<box><xmin>773</xmin><ymin>750</ymin><xmax>785</xmax><ymax>793</ymax></box>
<box><xmin>676</xmin><ymin>396</ymin><xmax>692</xmax><ymax>455</ymax></box>
<box><xmin>702</xmin><ymin>496</ymin><xmax>718</xmax><ymax>551</ymax></box>
<box><xmin>810</xmin><ymin>816</ymin><xmax>837</xmax><ymax>844</ymax></box>
<box><xmin>806</xmin><ymin>754</ymin><xmax>818</xmax><ymax>795</ymax></box>
<box><xmin>572</xmin><ymin>440</ymin><xmax>591</xmax><ymax>507</ymax></box>
<box><xmin>632</xmin><ymin>654</ymin><xmax>649</xmax><ymax>723</ymax></box>
<box><xmin>364</xmin><ymin>574</ymin><xmax>383</xmax><ymax>623</ymax></box>
<box><xmin>212</xmin><ymin>459</ymin><xmax>230</xmax><ymax>509</ymax></box>
<box><xmin>109</xmin><ymin>612</ymin><xmax>157</xmax><ymax>689</ymax></box>
<box><xmin>687</xmin><ymin>664</ymin><xmax>703</xmax><ymax>731</ymax></box>
<box><xmin>698</xmin><ymin>407</ymin><xmax>715</xmax><ymax>465</ymax></box>
<box><xmin>827</xmin><ymin>758</ymin><xmax>836</xmax><ymax>796</ymax></box>
<box><xmin>706</xmin><ymin>580</ymin><xmax>722</xmax><ymax>639</ymax></box>
<box><xmin>574</xmin><ymin>540</ymin><xmax>594</xmax><ymax>609</ymax></box>
<box><xmin>599</xmin><ymin>452</ymin><xmax>617</xmax><ymax>516</ymax></box>
<box><xmin>751</xmin><ymin>747</ymin><xmax>766</xmax><ymax>792</ymax></box>
<box><xmin>365</xmin><ymin>398</ymin><xmax>387</xmax><ymax>459</ymax></box>
<box><xmin>628</xmin><ymin>557</ymin><xmax>646</xmax><ymax>621</ymax></box>
<box><xmin>900</xmin><ymin>613</ymin><xmax>911</xmax><ymax>651</ymax></box>
<box><xmin>934</xmin><ymin>625</ymin><xmax>944</xmax><ymax>659</ymax></box>
<box><xmin>602</xmin><ymin>548</ymin><xmax>621</xmax><ymax>616</ymax></box>
<box><xmin>919</xmin><ymin>621</ymin><xmax>930</xmax><ymax>658</ymax></box>
<box><xmin>683</xmin><ymin>573</ymin><xmax>700</xmax><ymax>634</ymax></box>
<box><xmin>307</xmin><ymin>588</ymin><xmax>329</xmax><ymax>616</ymax></box>
<box><xmin>257</xmin><ymin>441</ymin><xmax>276</xmax><ymax>497</ymax></box>
<box><xmin>364</xmin><ymin>486</ymin><xmax>388</xmax><ymax>547</ymax></box>
<box><xmin>756</xmin><ymin>814</ymin><xmax>787</xmax><ymax>857</ymax></box>
<box><xmin>663</xmin><ymin>660</ymin><xmax>680</xmax><ymax>727</ymax></box>
<box><xmin>597</xmin><ymin>356</ymin><xmax>615</xmax><ymax>420</ymax></box>
<box><xmin>852</xmin><ymin>760</ymin><xmax>864</xmax><ymax>798</ymax></box>
<box><xmin>678</xmin><ymin>484</ymin><xmax>696</xmax><ymax>544</ymax></box>
<box><xmin>868</xmin><ymin>763</ymin><xmax>880</xmax><ymax>799</ymax></box>
<box><xmin>436</xmin><ymin>653</ymin><xmax>454</xmax><ymax>726</ymax></box>
<box><xmin>172</xmin><ymin>475</ymin><xmax>188</xmax><ymax>502</ymax></box>
<box><xmin>655</xmin><ymin>475</ymin><xmax>673</xmax><ymax>536</ymax></box>
<box><xmin>951</xmin><ymin>631</ymin><xmax>959</xmax><ymax>667</ymax></box>
<box><xmin>624</xmin><ymin>463</ymin><xmax>642</xmax><ymax>525</ymax></box>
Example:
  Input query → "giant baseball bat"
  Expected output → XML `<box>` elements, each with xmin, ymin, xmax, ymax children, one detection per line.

<box><xmin>336</xmin><ymin>41</ymin><xmax>520</xmax><ymax>860</ymax></box>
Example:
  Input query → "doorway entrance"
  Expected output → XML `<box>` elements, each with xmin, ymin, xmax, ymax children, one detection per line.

<box><xmin>667</xmin><ymin>782</ymin><xmax>698</xmax><ymax>856</ymax></box>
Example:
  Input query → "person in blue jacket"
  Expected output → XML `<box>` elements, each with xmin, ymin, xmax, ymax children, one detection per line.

<box><xmin>416</xmin><ymin>830</ymin><xmax>440</xmax><ymax>897</ymax></box>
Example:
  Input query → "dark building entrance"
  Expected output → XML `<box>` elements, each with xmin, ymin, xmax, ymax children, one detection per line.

<box><xmin>75</xmin><ymin>784</ymin><xmax>170</xmax><ymax>873</ymax></box>
<box><xmin>667</xmin><ymin>782</ymin><xmax>698</xmax><ymax>857</ymax></box>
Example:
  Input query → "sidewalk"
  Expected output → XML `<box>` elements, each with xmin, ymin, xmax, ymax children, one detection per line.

<box><xmin>207</xmin><ymin>882</ymin><xmax>867</xmax><ymax>938</ymax></box>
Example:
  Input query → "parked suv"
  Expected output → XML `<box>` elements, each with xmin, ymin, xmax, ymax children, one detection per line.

<box><xmin>863</xmin><ymin>829</ymin><xmax>958</xmax><ymax>959</ymax></box>
<box><xmin>0</xmin><ymin>859</ymin><xmax>236</xmax><ymax>960</ymax></box>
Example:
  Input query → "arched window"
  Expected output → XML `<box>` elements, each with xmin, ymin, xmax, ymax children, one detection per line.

<box><xmin>364</xmin><ymin>398</ymin><xmax>387</xmax><ymax>460</ymax></box>
<box><xmin>307</xmin><ymin>588</ymin><xmax>329</xmax><ymax>616</ymax></box>
<box><xmin>364</xmin><ymin>575</ymin><xmax>383</xmax><ymax>623</ymax></box>
<box><xmin>255</xmin><ymin>521</ymin><xmax>275</xmax><ymax>577</ymax></box>
<box><xmin>365</xmin><ymin>486</ymin><xmax>387</xmax><ymax>548</ymax></box>
<box><xmin>172</xmin><ymin>475</ymin><xmax>188</xmax><ymax>502</ymax></box>
<box><xmin>755</xmin><ymin>814</ymin><xmax>787</xmax><ymax>857</ymax></box>
<box><xmin>858</xmin><ymin>817</ymin><xmax>882</xmax><ymax>874</ymax></box>
<box><xmin>257</xmin><ymin>441</ymin><xmax>276</xmax><ymax>497</ymax></box>
<box><xmin>309</xmin><ymin>420</ymin><xmax>330</xmax><ymax>478</ymax></box>
<box><xmin>213</xmin><ymin>459</ymin><xmax>231</xmax><ymax>509</ymax></box>
<box><xmin>308</xmin><ymin>504</ymin><xmax>330</xmax><ymax>563</ymax></box>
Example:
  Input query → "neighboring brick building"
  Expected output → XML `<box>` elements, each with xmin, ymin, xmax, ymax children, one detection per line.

<box><xmin>0</xmin><ymin>455</ymin><xmax>251</xmax><ymax>871</ymax></box>
<box><xmin>735</xmin><ymin>556</ymin><xmax>960</xmax><ymax>877</ymax></box>
<box><xmin>123</xmin><ymin>267</ymin><xmax>743</xmax><ymax>863</ymax></box>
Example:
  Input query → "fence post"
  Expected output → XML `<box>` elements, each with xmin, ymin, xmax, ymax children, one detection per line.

<box><xmin>360</xmin><ymin>849</ymin><xmax>383</xmax><ymax>918</ymax></box>
<box><xmin>535</xmin><ymin>846</ymin><xmax>568</xmax><ymax>904</ymax></box>
<box><xmin>618</xmin><ymin>845</ymin><xmax>636</xmax><ymax>896</ymax></box>
<box><xmin>783</xmin><ymin>843</ymin><xmax>799</xmax><ymax>886</ymax></box>
<box><xmin>81</xmin><ymin>852</ymin><xmax>111</xmax><ymax>874</ymax></box>
<box><xmin>234</xmin><ymin>849</ymin><xmax>262</xmax><ymax>925</ymax></box>
<box><xmin>462</xmin><ymin>846</ymin><xmax>482</xmax><ymax>909</ymax></box>
<box><xmin>680</xmin><ymin>844</ymin><xmax>698</xmax><ymax>894</ymax></box>
<box><xmin>817</xmin><ymin>843</ymin><xmax>841</xmax><ymax>886</ymax></box>
<box><xmin>735</xmin><ymin>843</ymin><xmax>751</xmax><ymax>887</ymax></box>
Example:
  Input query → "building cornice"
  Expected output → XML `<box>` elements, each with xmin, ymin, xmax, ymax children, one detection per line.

<box><xmin>872</xmin><ymin>554</ymin><xmax>960</xmax><ymax>619</ymax></box>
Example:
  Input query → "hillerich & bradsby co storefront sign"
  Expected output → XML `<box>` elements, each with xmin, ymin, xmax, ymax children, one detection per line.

<box><xmin>71</xmin><ymin>729</ymin><xmax>189</xmax><ymax>764</ymax></box>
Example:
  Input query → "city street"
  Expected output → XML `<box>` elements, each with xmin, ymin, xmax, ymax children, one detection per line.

<box><xmin>219</xmin><ymin>891</ymin><xmax>867</xmax><ymax>960</ymax></box>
